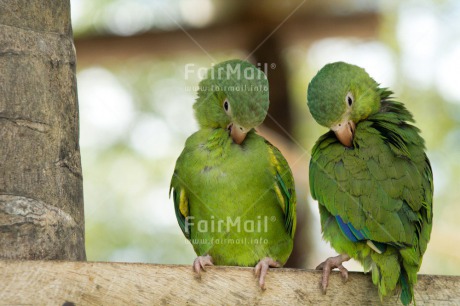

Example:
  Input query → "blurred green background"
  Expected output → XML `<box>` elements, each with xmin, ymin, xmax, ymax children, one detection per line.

<box><xmin>72</xmin><ymin>0</ymin><xmax>460</xmax><ymax>274</ymax></box>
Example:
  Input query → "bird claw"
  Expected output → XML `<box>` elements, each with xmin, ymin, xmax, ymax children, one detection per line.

<box><xmin>254</xmin><ymin>257</ymin><xmax>281</xmax><ymax>290</ymax></box>
<box><xmin>315</xmin><ymin>254</ymin><xmax>350</xmax><ymax>294</ymax></box>
<box><xmin>193</xmin><ymin>255</ymin><xmax>214</xmax><ymax>277</ymax></box>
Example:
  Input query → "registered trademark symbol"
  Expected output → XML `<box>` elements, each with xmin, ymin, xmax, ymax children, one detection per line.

<box><xmin>270</xmin><ymin>63</ymin><xmax>276</xmax><ymax>69</ymax></box>
<box><xmin>270</xmin><ymin>216</ymin><xmax>276</xmax><ymax>222</ymax></box>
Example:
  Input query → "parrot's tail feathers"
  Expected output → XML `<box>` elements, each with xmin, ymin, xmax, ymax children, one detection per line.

<box><xmin>400</xmin><ymin>269</ymin><xmax>414</xmax><ymax>306</ymax></box>
<box><xmin>370</xmin><ymin>263</ymin><xmax>386</xmax><ymax>301</ymax></box>
<box><xmin>370</xmin><ymin>250</ymin><xmax>402</xmax><ymax>302</ymax></box>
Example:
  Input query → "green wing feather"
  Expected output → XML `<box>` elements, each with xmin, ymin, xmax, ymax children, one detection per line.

<box><xmin>170</xmin><ymin>170</ymin><xmax>190</xmax><ymax>239</ymax></box>
<box><xmin>266</xmin><ymin>140</ymin><xmax>297</xmax><ymax>238</ymax></box>
<box><xmin>170</xmin><ymin>139</ymin><xmax>194</xmax><ymax>240</ymax></box>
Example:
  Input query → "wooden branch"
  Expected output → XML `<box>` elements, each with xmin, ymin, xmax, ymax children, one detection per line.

<box><xmin>0</xmin><ymin>261</ymin><xmax>458</xmax><ymax>305</ymax></box>
<box><xmin>74</xmin><ymin>13</ymin><xmax>378</xmax><ymax>67</ymax></box>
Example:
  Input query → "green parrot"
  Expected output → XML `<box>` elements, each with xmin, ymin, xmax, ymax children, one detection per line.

<box><xmin>307</xmin><ymin>62</ymin><xmax>433</xmax><ymax>305</ymax></box>
<box><xmin>170</xmin><ymin>59</ymin><xmax>296</xmax><ymax>289</ymax></box>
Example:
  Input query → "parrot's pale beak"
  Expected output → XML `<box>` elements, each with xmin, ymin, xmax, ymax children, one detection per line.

<box><xmin>332</xmin><ymin>120</ymin><xmax>355</xmax><ymax>147</ymax></box>
<box><xmin>228</xmin><ymin>123</ymin><xmax>248</xmax><ymax>144</ymax></box>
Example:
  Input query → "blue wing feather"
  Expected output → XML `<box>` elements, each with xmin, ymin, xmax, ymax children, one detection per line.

<box><xmin>349</xmin><ymin>224</ymin><xmax>366</xmax><ymax>240</ymax></box>
<box><xmin>336</xmin><ymin>215</ymin><xmax>387</xmax><ymax>253</ymax></box>
<box><xmin>335</xmin><ymin>215</ymin><xmax>359</xmax><ymax>242</ymax></box>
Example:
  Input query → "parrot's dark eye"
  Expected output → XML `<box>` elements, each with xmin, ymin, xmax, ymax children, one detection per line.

<box><xmin>223</xmin><ymin>99</ymin><xmax>230</xmax><ymax>112</ymax></box>
<box><xmin>346</xmin><ymin>92</ymin><xmax>354</xmax><ymax>107</ymax></box>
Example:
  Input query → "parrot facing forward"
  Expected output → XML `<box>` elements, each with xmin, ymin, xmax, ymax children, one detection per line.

<box><xmin>170</xmin><ymin>59</ymin><xmax>296</xmax><ymax>289</ymax></box>
<box><xmin>307</xmin><ymin>62</ymin><xmax>433</xmax><ymax>305</ymax></box>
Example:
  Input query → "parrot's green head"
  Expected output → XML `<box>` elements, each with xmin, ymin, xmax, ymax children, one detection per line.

<box><xmin>307</xmin><ymin>62</ymin><xmax>381</xmax><ymax>147</ymax></box>
<box><xmin>194</xmin><ymin>59</ymin><xmax>269</xmax><ymax>144</ymax></box>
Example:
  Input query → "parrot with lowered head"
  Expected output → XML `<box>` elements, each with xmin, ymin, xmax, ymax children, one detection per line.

<box><xmin>307</xmin><ymin>62</ymin><xmax>433</xmax><ymax>305</ymax></box>
<box><xmin>170</xmin><ymin>59</ymin><xmax>296</xmax><ymax>289</ymax></box>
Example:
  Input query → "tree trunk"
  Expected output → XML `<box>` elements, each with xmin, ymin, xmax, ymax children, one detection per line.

<box><xmin>0</xmin><ymin>0</ymin><xmax>85</xmax><ymax>260</ymax></box>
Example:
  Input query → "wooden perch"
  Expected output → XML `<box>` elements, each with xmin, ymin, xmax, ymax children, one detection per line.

<box><xmin>0</xmin><ymin>261</ymin><xmax>459</xmax><ymax>305</ymax></box>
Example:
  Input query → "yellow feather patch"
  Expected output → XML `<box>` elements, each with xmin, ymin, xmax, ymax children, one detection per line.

<box><xmin>179</xmin><ymin>189</ymin><xmax>189</xmax><ymax>217</ymax></box>
<box><xmin>268</xmin><ymin>146</ymin><xmax>286</xmax><ymax>213</ymax></box>
<box><xmin>274</xmin><ymin>184</ymin><xmax>286</xmax><ymax>213</ymax></box>
<box><xmin>268</xmin><ymin>146</ymin><xmax>282</xmax><ymax>173</ymax></box>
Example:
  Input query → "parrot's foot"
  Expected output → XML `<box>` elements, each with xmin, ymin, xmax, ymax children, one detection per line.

<box><xmin>193</xmin><ymin>254</ymin><xmax>214</xmax><ymax>277</ymax></box>
<box><xmin>254</xmin><ymin>257</ymin><xmax>281</xmax><ymax>290</ymax></box>
<box><xmin>316</xmin><ymin>254</ymin><xmax>350</xmax><ymax>294</ymax></box>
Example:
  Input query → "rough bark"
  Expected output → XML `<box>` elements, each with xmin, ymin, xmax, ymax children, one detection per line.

<box><xmin>0</xmin><ymin>0</ymin><xmax>85</xmax><ymax>260</ymax></box>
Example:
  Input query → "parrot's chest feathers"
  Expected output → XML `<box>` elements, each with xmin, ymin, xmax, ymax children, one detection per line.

<box><xmin>199</xmin><ymin>165</ymin><xmax>227</xmax><ymax>179</ymax></box>
<box><xmin>193</xmin><ymin>133</ymin><xmax>267</xmax><ymax>182</ymax></box>
<box><xmin>199</xmin><ymin>143</ymin><xmax>261</xmax><ymax>175</ymax></box>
